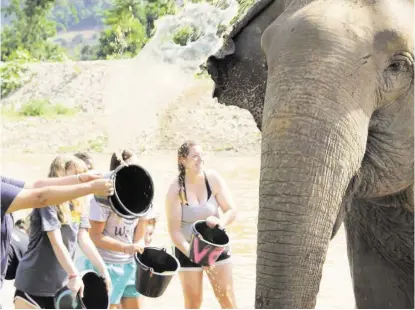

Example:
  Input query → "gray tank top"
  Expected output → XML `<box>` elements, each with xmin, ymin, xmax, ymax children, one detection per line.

<box><xmin>180</xmin><ymin>173</ymin><xmax>219</xmax><ymax>242</ymax></box>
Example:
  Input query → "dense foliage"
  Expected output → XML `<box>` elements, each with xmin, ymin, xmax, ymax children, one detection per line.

<box><xmin>0</xmin><ymin>0</ymin><xmax>257</xmax><ymax>97</ymax></box>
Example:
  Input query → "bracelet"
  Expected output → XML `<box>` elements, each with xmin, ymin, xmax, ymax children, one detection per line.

<box><xmin>68</xmin><ymin>273</ymin><xmax>79</xmax><ymax>280</ymax></box>
<box><xmin>76</xmin><ymin>174</ymin><xmax>82</xmax><ymax>184</ymax></box>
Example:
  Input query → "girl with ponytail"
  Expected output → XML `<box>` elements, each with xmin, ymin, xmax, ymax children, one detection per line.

<box><xmin>79</xmin><ymin>149</ymin><xmax>157</xmax><ymax>309</ymax></box>
<box><xmin>165</xmin><ymin>140</ymin><xmax>238</xmax><ymax>309</ymax></box>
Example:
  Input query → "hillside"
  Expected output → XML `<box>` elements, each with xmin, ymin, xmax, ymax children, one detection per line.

<box><xmin>1</xmin><ymin>0</ymin><xmax>255</xmax><ymax>59</ymax></box>
<box><xmin>1</xmin><ymin>60</ymin><xmax>261</xmax><ymax>155</ymax></box>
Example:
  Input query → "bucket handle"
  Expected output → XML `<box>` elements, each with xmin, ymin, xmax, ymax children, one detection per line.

<box><xmin>140</xmin><ymin>263</ymin><xmax>154</xmax><ymax>276</ymax></box>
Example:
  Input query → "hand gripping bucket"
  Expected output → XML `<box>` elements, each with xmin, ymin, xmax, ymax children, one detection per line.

<box><xmin>54</xmin><ymin>270</ymin><xmax>109</xmax><ymax>309</ymax></box>
<box><xmin>189</xmin><ymin>220</ymin><xmax>230</xmax><ymax>266</ymax></box>
<box><xmin>94</xmin><ymin>163</ymin><xmax>154</xmax><ymax>219</ymax></box>
<box><xmin>134</xmin><ymin>247</ymin><xmax>180</xmax><ymax>298</ymax></box>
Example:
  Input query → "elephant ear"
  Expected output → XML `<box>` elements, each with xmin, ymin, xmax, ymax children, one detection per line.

<box><xmin>211</xmin><ymin>0</ymin><xmax>276</xmax><ymax>59</ymax></box>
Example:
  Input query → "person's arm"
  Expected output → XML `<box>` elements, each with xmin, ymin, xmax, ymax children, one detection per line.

<box><xmin>89</xmin><ymin>220</ymin><xmax>143</xmax><ymax>254</ymax></box>
<box><xmin>6</xmin><ymin>178</ymin><xmax>113</xmax><ymax>214</ymax></box>
<box><xmin>77</xmin><ymin>228</ymin><xmax>112</xmax><ymax>293</ymax></box>
<box><xmin>24</xmin><ymin>172</ymin><xmax>103</xmax><ymax>189</ymax></box>
<box><xmin>209</xmin><ymin>170</ymin><xmax>237</xmax><ymax>228</ymax></box>
<box><xmin>165</xmin><ymin>182</ymin><xmax>190</xmax><ymax>256</ymax></box>
<box><xmin>48</xmin><ymin>229</ymin><xmax>85</xmax><ymax>297</ymax></box>
<box><xmin>88</xmin><ymin>199</ymin><xmax>142</xmax><ymax>254</ymax></box>
<box><xmin>135</xmin><ymin>205</ymin><xmax>157</xmax><ymax>246</ymax></box>
<box><xmin>133</xmin><ymin>220</ymin><xmax>147</xmax><ymax>246</ymax></box>
<box><xmin>143</xmin><ymin>218</ymin><xmax>156</xmax><ymax>246</ymax></box>
<box><xmin>38</xmin><ymin>206</ymin><xmax>84</xmax><ymax>297</ymax></box>
<box><xmin>48</xmin><ymin>228</ymin><xmax>80</xmax><ymax>277</ymax></box>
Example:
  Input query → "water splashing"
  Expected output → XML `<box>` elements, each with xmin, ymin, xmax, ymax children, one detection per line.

<box><xmin>105</xmin><ymin>1</ymin><xmax>238</xmax><ymax>153</ymax></box>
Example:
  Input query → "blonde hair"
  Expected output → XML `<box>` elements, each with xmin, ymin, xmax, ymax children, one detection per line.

<box><xmin>48</xmin><ymin>155</ymin><xmax>88</xmax><ymax>224</ymax></box>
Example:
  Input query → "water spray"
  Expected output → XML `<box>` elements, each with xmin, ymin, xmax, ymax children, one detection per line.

<box><xmin>104</xmin><ymin>0</ymin><xmax>239</xmax><ymax>153</ymax></box>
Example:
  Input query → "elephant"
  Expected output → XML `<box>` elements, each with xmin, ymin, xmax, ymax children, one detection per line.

<box><xmin>205</xmin><ymin>0</ymin><xmax>414</xmax><ymax>308</ymax></box>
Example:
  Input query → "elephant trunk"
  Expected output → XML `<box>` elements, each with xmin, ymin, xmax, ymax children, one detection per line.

<box><xmin>255</xmin><ymin>80</ymin><xmax>371</xmax><ymax>308</ymax></box>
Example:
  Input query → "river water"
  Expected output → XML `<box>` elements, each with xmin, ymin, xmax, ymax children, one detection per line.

<box><xmin>1</xmin><ymin>152</ymin><xmax>355</xmax><ymax>308</ymax></box>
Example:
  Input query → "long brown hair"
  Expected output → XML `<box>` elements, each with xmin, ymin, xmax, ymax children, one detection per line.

<box><xmin>177</xmin><ymin>140</ymin><xmax>197</xmax><ymax>205</ymax></box>
<box><xmin>48</xmin><ymin>155</ymin><xmax>88</xmax><ymax>224</ymax></box>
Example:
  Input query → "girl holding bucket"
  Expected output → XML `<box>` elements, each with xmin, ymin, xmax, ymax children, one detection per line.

<box><xmin>165</xmin><ymin>140</ymin><xmax>238</xmax><ymax>309</ymax></box>
<box><xmin>78</xmin><ymin>149</ymin><xmax>157</xmax><ymax>309</ymax></box>
<box><xmin>13</xmin><ymin>155</ymin><xmax>112</xmax><ymax>309</ymax></box>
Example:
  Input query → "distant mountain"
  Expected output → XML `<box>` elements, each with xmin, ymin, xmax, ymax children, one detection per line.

<box><xmin>1</xmin><ymin>0</ymin><xmax>115</xmax><ymax>57</ymax></box>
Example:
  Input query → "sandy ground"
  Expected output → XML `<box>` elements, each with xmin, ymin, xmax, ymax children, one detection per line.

<box><xmin>0</xmin><ymin>152</ymin><xmax>355</xmax><ymax>309</ymax></box>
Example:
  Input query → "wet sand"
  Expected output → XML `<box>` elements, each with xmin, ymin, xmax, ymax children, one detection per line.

<box><xmin>0</xmin><ymin>152</ymin><xmax>355</xmax><ymax>308</ymax></box>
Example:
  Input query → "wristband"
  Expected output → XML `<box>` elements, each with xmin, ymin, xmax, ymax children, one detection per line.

<box><xmin>76</xmin><ymin>174</ymin><xmax>82</xmax><ymax>184</ymax></box>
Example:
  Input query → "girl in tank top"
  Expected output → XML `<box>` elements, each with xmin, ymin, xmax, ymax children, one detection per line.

<box><xmin>165</xmin><ymin>140</ymin><xmax>238</xmax><ymax>309</ymax></box>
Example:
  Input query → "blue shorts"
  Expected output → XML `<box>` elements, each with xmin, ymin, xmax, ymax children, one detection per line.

<box><xmin>76</xmin><ymin>256</ymin><xmax>140</xmax><ymax>305</ymax></box>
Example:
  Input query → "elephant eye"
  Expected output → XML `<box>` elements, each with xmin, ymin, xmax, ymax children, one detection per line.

<box><xmin>381</xmin><ymin>53</ymin><xmax>413</xmax><ymax>96</ymax></box>
<box><xmin>388</xmin><ymin>61</ymin><xmax>405</xmax><ymax>72</ymax></box>
<box><xmin>387</xmin><ymin>53</ymin><xmax>413</xmax><ymax>76</ymax></box>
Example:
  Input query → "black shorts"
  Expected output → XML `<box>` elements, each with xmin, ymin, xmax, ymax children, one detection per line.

<box><xmin>14</xmin><ymin>290</ymin><xmax>55</xmax><ymax>309</ymax></box>
<box><xmin>174</xmin><ymin>247</ymin><xmax>231</xmax><ymax>271</ymax></box>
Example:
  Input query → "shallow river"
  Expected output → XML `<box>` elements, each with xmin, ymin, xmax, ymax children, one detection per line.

<box><xmin>1</xmin><ymin>152</ymin><xmax>355</xmax><ymax>308</ymax></box>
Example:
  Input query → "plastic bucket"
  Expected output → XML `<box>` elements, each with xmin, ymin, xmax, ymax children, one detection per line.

<box><xmin>54</xmin><ymin>270</ymin><xmax>109</xmax><ymax>309</ymax></box>
<box><xmin>95</xmin><ymin>164</ymin><xmax>154</xmax><ymax>219</ymax></box>
<box><xmin>134</xmin><ymin>247</ymin><xmax>180</xmax><ymax>298</ymax></box>
<box><xmin>189</xmin><ymin>220</ymin><xmax>230</xmax><ymax>266</ymax></box>
<box><xmin>54</xmin><ymin>286</ymin><xmax>82</xmax><ymax>309</ymax></box>
<box><xmin>81</xmin><ymin>270</ymin><xmax>109</xmax><ymax>309</ymax></box>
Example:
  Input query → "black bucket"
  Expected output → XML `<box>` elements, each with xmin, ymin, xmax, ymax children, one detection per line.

<box><xmin>134</xmin><ymin>247</ymin><xmax>180</xmax><ymax>298</ymax></box>
<box><xmin>95</xmin><ymin>164</ymin><xmax>154</xmax><ymax>219</ymax></box>
<box><xmin>54</xmin><ymin>270</ymin><xmax>109</xmax><ymax>309</ymax></box>
<box><xmin>54</xmin><ymin>286</ymin><xmax>82</xmax><ymax>309</ymax></box>
<box><xmin>189</xmin><ymin>220</ymin><xmax>230</xmax><ymax>266</ymax></box>
<box><xmin>81</xmin><ymin>271</ymin><xmax>109</xmax><ymax>309</ymax></box>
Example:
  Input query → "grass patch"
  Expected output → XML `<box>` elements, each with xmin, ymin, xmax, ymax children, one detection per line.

<box><xmin>214</xmin><ymin>144</ymin><xmax>235</xmax><ymax>151</ymax></box>
<box><xmin>2</xmin><ymin>99</ymin><xmax>78</xmax><ymax>119</ymax></box>
<box><xmin>87</xmin><ymin>135</ymin><xmax>108</xmax><ymax>152</ymax></box>
<box><xmin>57</xmin><ymin>135</ymin><xmax>108</xmax><ymax>154</ymax></box>
<box><xmin>57</xmin><ymin>144</ymin><xmax>83</xmax><ymax>153</ymax></box>
<box><xmin>57</xmin><ymin>135</ymin><xmax>108</xmax><ymax>153</ymax></box>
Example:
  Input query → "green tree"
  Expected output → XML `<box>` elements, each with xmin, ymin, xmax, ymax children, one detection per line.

<box><xmin>1</xmin><ymin>0</ymin><xmax>66</xmax><ymax>61</ymax></box>
<box><xmin>143</xmin><ymin>0</ymin><xmax>177</xmax><ymax>37</ymax></box>
<box><xmin>96</xmin><ymin>0</ymin><xmax>147</xmax><ymax>59</ymax></box>
<box><xmin>96</xmin><ymin>0</ymin><xmax>177</xmax><ymax>60</ymax></box>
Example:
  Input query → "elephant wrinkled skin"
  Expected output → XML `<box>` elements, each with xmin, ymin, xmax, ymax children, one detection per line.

<box><xmin>206</xmin><ymin>0</ymin><xmax>414</xmax><ymax>308</ymax></box>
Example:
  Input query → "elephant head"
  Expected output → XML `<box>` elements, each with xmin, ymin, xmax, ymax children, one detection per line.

<box><xmin>205</xmin><ymin>0</ymin><xmax>287</xmax><ymax>130</ymax></box>
<box><xmin>207</xmin><ymin>0</ymin><xmax>414</xmax><ymax>308</ymax></box>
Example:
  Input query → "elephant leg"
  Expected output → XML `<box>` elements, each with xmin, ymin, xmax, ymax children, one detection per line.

<box><xmin>345</xmin><ymin>196</ymin><xmax>414</xmax><ymax>309</ymax></box>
